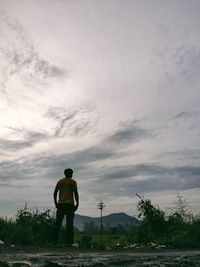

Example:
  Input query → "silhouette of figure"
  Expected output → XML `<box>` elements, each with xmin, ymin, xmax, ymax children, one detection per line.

<box><xmin>53</xmin><ymin>168</ymin><xmax>79</xmax><ymax>245</ymax></box>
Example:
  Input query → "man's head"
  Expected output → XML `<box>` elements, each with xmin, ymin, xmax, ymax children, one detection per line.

<box><xmin>64</xmin><ymin>168</ymin><xmax>73</xmax><ymax>178</ymax></box>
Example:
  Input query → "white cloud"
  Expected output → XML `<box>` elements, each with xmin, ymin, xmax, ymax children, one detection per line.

<box><xmin>0</xmin><ymin>0</ymin><xmax>200</xmax><ymax>217</ymax></box>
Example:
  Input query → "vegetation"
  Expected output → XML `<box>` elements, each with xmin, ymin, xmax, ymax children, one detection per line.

<box><xmin>0</xmin><ymin>194</ymin><xmax>200</xmax><ymax>248</ymax></box>
<box><xmin>136</xmin><ymin>193</ymin><xmax>200</xmax><ymax>248</ymax></box>
<box><xmin>0</xmin><ymin>205</ymin><xmax>56</xmax><ymax>245</ymax></box>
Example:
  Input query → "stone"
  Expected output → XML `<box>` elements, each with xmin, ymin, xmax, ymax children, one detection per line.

<box><xmin>11</xmin><ymin>263</ymin><xmax>31</xmax><ymax>267</ymax></box>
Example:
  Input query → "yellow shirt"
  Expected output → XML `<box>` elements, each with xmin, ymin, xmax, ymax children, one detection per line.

<box><xmin>57</xmin><ymin>177</ymin><xmax>77</xmax><ymax>205</ymax></box>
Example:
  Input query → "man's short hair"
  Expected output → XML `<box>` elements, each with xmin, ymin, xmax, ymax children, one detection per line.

<box><xmin>64</xmin><ymin>168</ymin><xmax>73</xmax><ymax>178</ymax></box>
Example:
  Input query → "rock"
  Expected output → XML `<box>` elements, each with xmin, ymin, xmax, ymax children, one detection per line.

<box><xmin>44</xmin><ymin>261</ymin><xmax>63</xmax><ymax>267</ymax></box>
<box><xmin>89</xmin><ymin>264</ymin><xmax>105</xmax><ymax>267</ymax></box>
<box><xmin>11</xmin><ymin>263</ymin><xmax>31</xmax><ymax>267</ymax></box>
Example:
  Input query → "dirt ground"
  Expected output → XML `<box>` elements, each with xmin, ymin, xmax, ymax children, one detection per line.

<box><xmin>0</xmin><ymin>246</ymin><xmax>200</xmax><ymax>267</ymax></box>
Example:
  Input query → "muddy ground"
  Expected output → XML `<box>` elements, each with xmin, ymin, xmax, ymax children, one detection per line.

<box><xmin>0</xmin><ymin>247</ymin><xmax>200</xmax><ymax>267</ymax></box>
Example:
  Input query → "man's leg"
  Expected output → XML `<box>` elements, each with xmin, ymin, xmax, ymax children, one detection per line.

<box><xmin>66</xmin><ymin>205</ymin><xmax>75</xmax><ymax>245</ymax></box>
<box><xmin>54</xmin><ymin>204</ymin><xmax>65</xmax><ymax>244</ymax></box>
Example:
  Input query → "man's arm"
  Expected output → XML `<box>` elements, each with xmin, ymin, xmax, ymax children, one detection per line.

<box><xmin>74</xmin><ymin>188</ymin><xmax>79</xmax><ymax>211</ymax></box>
<box><xmin>53</xmin><ymin>183</ymin><xmax>59</xmax><ymax>208</ymax></box>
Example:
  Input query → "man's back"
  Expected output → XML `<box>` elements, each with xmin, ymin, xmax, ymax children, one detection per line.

<box><xmin>57</xmin><ymin>177</ymin><xmax>77</xmax><ymax>205</ymax></box>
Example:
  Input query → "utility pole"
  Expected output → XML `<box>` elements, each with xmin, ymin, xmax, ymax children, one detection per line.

<box><xmin>98</xmin><ymin>201</ymin><xmax>105</xmax><ymax>247</ymax></box>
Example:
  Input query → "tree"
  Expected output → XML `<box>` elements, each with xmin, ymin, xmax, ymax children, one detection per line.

<box><xmin>137</xmin><ymin>198</ymin><xmax>166</xmax><ymax>243</ymax></box>
<box><xmin>173</xmin><ymin>192</ymin><xmax>192</xmax><ymax>222</ymax></box>
<box><xmin>83</xmin><ymin>222</ymin><xmax>99</xmax><ymax>234</ymax></box>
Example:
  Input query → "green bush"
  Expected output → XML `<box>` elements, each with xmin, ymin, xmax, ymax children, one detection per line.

<box><xmin>0</xmin><ymin>206</ymin><xmax>56</xmax><ymax>245</ymax></box>
<box><xmin>135</xmin><ymin>195</ymin><xmax>200</xmax><ymax>248</ymax></box>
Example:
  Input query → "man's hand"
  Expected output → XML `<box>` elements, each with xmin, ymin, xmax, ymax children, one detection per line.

<box><xmin>74</xmin><ymin>204</ymin><xmax>79</xmax><ymax>211</ymax></box>
<box><xmin>54</xmin><ymin>184</ymin><xmax>59</xmax><ymax>209</ymax></box>
<box><xmin>74</xmin><ymin>189</ymin><xmax>79</xmax><ymax>212</ymax></box>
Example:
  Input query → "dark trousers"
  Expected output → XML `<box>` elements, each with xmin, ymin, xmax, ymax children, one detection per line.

<box><xmin>54</xmin><ymin>203</ymin><xmax>75</xmax><ymax>245</ymax></box>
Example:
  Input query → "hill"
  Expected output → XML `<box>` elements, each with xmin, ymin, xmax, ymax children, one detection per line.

<box><xmin>74</xmin><ymin>212</ymin><xmax>139</xmax><ymax>230</ymax></box>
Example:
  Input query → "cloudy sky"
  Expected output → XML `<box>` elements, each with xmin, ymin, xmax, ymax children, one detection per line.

<box><xmin>0</xmin><ymin>0</ymin><xmax>200</xmax><ymax>218</ymax></box>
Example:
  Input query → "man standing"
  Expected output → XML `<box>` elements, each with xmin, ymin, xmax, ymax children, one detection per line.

<box><xmin>53</xmin><ymin>168</ymin><xmax>79</xmax><ymax>245</ymax></box>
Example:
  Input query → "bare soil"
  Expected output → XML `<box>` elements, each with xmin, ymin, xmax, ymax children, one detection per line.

<box><xmin>0</xmin><ymin>246</ymin><xmax>200</xmax><ymax>267</ymax></box>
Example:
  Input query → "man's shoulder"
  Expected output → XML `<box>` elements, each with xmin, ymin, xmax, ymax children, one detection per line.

<box><xmin>70</xmin><ymin>178</ymin><xmax>77</xmax><ymax>184</ymax></box>
<box><xmin>57</xmin><ymin>177</ymin><xmax>77</xmax><ymax>184</ymax></box>
<box><xmin>57</xmin><ymin>177</ymin><xmax>66</xmax><ymax>184</ymax></box>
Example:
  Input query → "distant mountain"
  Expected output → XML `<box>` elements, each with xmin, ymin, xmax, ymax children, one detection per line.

<box><xmin>74</xmin><ymin>212</ymin><xmax>139</xmax><ymax>230</ymax></box>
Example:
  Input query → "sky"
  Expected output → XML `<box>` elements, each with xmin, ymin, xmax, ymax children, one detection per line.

<box><xmin>0</xmin><ymin>0</ymin><xmax>200</xmax><ymax>218</ymax></box>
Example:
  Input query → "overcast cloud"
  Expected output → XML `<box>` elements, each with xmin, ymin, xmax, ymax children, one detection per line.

<box><xmin>0</xmin><ymin>0</ymin><xmax>200</xmax><ymax>217</ymax></box>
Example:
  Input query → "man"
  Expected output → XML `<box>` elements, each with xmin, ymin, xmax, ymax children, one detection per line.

<box><xmin>53</xmin><ymin>168</ymin><xmax>79</xmax><ymax>245</ymax></box>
